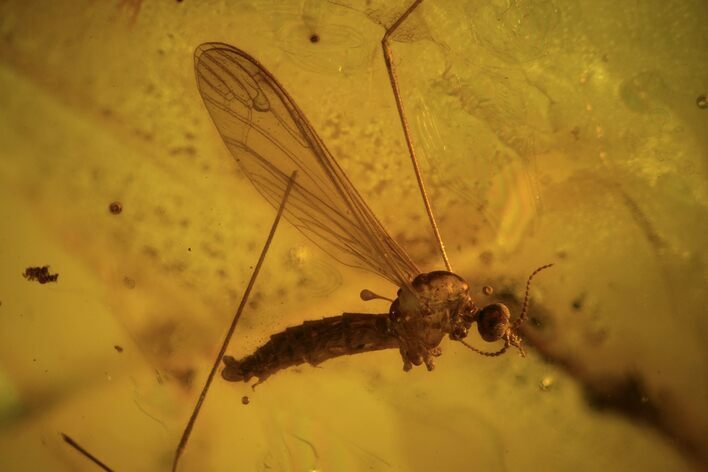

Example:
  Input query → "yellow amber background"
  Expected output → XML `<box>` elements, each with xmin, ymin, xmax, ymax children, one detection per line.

<box><xmin>1</xmin><ymin>0</ymin><xmax>706</xmax><ymax>470</ymax></box>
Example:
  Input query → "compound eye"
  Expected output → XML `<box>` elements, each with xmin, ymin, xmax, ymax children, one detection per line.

<box><xmin>477</xmin><ymin>303</ymin><xmax>511</xmax><ymax>342</ymax></box>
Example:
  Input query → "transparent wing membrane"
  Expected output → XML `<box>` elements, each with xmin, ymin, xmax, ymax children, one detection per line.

<box><xmin>194</xmin><ymin>43</ymin><xmax>419</xmax><ymax>287</ymax></box>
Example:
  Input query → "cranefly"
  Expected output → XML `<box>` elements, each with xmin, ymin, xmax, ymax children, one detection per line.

<box><xmin>193</xmin><ymin>29</ymin><xmax>551</xmax><ymax>384</ymax></box>
<box><xmin>174</xmin><ymin>0</ymin><xmax>552</xmax><ymax>469</ymax></box>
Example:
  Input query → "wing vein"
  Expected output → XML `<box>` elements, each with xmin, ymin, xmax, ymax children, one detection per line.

<box><xmin>195</xmin><ymin>42</ymin><xmax>420</xmax><ymax>287</ymax></box>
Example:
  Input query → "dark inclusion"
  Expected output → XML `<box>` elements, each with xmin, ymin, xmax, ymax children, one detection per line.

<box><xmin>109</xmin><ymin>201</ymin><xmax>123</xmax><ymax>215</ymax></box>
<box><xmin>23</xmin><ymin>266</ymin><xmax>59</xmax><ymax>284</ymax></box>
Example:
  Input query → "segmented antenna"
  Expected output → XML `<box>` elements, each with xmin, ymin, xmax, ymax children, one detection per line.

<box><xmin>515</xmin><ymin>263</ymin><xmax>554</xmax><ymax>329</ymax></box>
<box><xmin>459</xmin><ymin>263</ymin><xmax>553</xmax><ymax>358</ymax></box>
<box><xmin>459</xmin><ymin>338</ymin><xmax>510</xmax><ymax>357</ymax></box>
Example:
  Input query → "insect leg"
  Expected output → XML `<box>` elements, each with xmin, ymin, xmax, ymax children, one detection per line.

<box><xmin>61</xmin><ymin>433</ymin><xmax>114</xmax><ymax>472</ymax></box>
<box><xmin>381</xmin><ymin>0</ymin><xmax>452</xmax><ymax>271</ymax></box>
<box><xmin>171</xmin><ymin>171</ymin><xmax>299</xmax><ymax>471</ymax></box>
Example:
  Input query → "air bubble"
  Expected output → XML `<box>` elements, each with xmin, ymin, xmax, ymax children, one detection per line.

<box><xmin>539</xmin><ymin>375</ymin><xmax>555</xmax><ymax>391</ymax></box>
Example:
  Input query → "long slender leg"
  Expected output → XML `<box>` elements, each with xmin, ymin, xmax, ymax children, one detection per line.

<box><xmin>172</xmin><ymin>171</ymin><xmax>299</xmax><ymax>471</ymax></box>
<box><xmin>61</xmin><ymin>433</ymin><xmax>114</xmax><ymax>472</ymax></box>
<box><xmin>382</xmin><ymin>0</ymin><xmax>452</xmax><ymax>272</ymax></box>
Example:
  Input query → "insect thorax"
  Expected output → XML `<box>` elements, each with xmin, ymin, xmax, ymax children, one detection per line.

<box><xmin>389</xmin><ymin>271</ymin><xmax>476</xmax><ymax>370</ymax></box>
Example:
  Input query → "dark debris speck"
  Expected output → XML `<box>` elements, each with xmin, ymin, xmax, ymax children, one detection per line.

<box><xmin>109</xmin><ymin>201</ymin><xmax>123</xmax><ymax>215</ymax></box>
<box><xmin>571</xmin><ymin>294</ymin><xmax>585</xmax><ymax>311</ymax></box>
<box><xmin>23</xmin><ymin>266</ymin><xmax>59</xmax><ymax>284</ymax></box>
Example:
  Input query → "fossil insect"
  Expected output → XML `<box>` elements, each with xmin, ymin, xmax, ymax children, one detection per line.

<box><xmin>193</xmin><ymin>31</ymin><xmax>551</xmax><ymax>387</ymax></box>
<box><xmin>53</xmin><ymin>3</ymin><xmax>555</xmax><ymax>471</ymax></box>
<box><xmin>172</xmin><ymin>0</ymin><xmax>551</xmax><ymax>468</ymax></box>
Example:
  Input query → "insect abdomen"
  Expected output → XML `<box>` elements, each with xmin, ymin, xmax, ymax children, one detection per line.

<box><xmin>222</xmin><ymin>313</ymin><xmax>398</xmax><ymax>384</ymax></box>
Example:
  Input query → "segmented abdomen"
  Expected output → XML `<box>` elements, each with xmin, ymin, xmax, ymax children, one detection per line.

<box><xmin>221</xmin><ymin>313</ymin><xmax>398</xmax><ymax>384</ymax></box>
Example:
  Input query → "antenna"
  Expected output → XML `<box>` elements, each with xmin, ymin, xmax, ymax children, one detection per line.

<box><xmin>459</xmin><ymin>264</ymin><xmax>554</xmax><ymax>357</ymax></box>
<box><xmin>515</xmin><ymin>263</ymin><xmax>554</xmax><ymax>329</ymax></box>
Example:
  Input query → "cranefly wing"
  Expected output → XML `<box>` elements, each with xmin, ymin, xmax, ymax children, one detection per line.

<box><xmin>194</xmin><ymin>42</ymin><xmax>419</xmax><ymax>287</ymax></box>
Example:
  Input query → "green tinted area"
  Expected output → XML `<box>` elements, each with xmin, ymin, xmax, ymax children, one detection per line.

<box><xmin>0</xmin><ymin>0</ymin><xmax>706</xmax><ymax>470</ymax></box>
